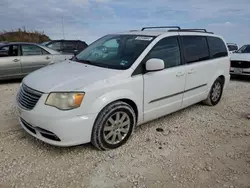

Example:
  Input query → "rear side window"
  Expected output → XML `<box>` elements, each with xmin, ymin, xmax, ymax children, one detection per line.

<box><xmin>0</xmin><ymin>46</ymin><xmax>9</xmax><ymax>57</ymax></box>
<box><xmin>182</xmin><ymin>36</ymin><xmax>209</xmax><ymax>64</ymax></box>
<box><xmin>207</xmin><ymin>36</ymin><xmax>228</xmax><ymax>58</ymax></box>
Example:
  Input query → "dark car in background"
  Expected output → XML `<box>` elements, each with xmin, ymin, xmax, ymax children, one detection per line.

<box><xmin>41</xmin><ymin>40</ymin><xmax>88</xmax><ymax>55</ymax></box>
<box><xmin>227</xmin><ymin>43</ymin><xmax>238</xmax><ymax>54</ymax></box>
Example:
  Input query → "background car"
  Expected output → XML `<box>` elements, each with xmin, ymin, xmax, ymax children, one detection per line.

<box><xmin>227</xmin><ymin>43</ymin><xmax>238</xmax><ymax>54</ymax></box>
<box><xmin>230</xmin><ymin>44</ymin><xmax>250</xmax><ymax>77</ymax></box>
<box><xmin>0</xmin><ymin>42</ymin><xmax>73</xmax><ymax>80</ymax></box>
<box><xmin>41</xmin><ymin>40</ymin><xmax>88</xmax><ymax>55</ymax></box>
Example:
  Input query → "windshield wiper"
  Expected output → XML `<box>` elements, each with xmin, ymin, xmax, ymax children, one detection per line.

<box><xmin>70</xmin><ymin>55</ymin><xmax>78</xmax><ymax>61</ymax></box>
<box><xmin>71</xmin><ymin>57</ymin><xmax>91</xmax><ymax>64</ymax></box>
<box><xmin>78</xmin><ymin>59</ymin><xmax>93</xmax><ymax>64</ymax></box>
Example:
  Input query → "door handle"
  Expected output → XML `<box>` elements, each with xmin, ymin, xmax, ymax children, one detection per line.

<box><xmin>176</xmin><ymin>72</ymin><xmax>185</xmax><ymax>77</ymax></box>
<box><xmin>13</xmin><ymin>59</ymin><xmax>20</xmax><ymax>62</ymax></box>
<box><xmin>188</xmin><ymin>69</ymin><xmax>196</xmax><ymax>74</ymax></box>
<box><xmin>45</xmin><ymin>56</ymin><xmax>51</xmax><ymax>60</ymax></box>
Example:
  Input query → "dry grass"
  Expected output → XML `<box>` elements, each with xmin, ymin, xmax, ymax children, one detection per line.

<box><xmin>0</xmin><ymin>28</ymin><xmax>50</xmax><ymax>43</ymax></box>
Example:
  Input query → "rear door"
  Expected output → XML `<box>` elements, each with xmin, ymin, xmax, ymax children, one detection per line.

<box><xmin>20</xmin><ymin>44</ymin><xmax>52</xmax><ymax>74</ymax></box>
<box><xmin>180</xmin><ymin>34</ymin><xmax>212</xmax><ymax>108</ymax></box>
<box><xmin>0</xmin><ymin>44</ymin><xmax>22</xmax><ymax>78</ymax></box>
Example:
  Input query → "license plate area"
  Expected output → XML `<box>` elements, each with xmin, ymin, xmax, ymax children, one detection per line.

<box><xmin>234</xmin><ymin>68</ymin><xmax>243</xmax><ymax>74</ymax></box>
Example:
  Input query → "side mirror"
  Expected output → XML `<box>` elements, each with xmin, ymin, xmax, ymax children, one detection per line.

<box><xmin>145</xmin><ymin>58</ymin><xmax>165</xmax><ymax>72</ymax></box>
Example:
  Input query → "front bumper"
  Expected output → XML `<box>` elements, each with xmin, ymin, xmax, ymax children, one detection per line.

<box><xmin>17</xmin><ymin>105</ymin><xmax>98</xmax><ymax>147</ymax></box>
<box><xmin>230</xmin><ymin>67</ymin><xmax>250</xmax><ymax>76</ymax></box>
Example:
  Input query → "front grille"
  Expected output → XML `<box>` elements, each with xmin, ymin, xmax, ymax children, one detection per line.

<box><xmin>17</xmin><ymin>84</ymin><xmax>43</xmax><ymax>110</ymax></box>
<box><xmin>231</xmin><ymin>61</ymin><xmax>250</xmax><ymax>68</ymax></box>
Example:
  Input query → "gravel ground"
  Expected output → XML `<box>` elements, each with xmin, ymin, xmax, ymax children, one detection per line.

<box><xmin>0</xmin><ymin>77</ymin><xmax>250</xmax><ymax>188</ymax></box>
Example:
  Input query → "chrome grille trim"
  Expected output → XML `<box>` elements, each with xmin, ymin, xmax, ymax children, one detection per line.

<box><xmin>17</xmin><ymin>84</ymin><xmax>43</xmax><ymax>110</ymax></box>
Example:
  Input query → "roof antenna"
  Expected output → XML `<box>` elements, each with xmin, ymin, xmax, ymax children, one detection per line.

<box><xmin>61</xmin><ymin>16</ymin><xmax>65</xmax><ymax>39</ymax></box>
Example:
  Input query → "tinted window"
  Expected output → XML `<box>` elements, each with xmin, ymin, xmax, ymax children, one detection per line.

<box><xmin>207</xmin><ymin>36</ymin><xmax>228</xmax><ymax>58</ymax></box>
<box><xmin>63</xmin><ymin>41</ymin><xmax>77</xmax><ymax>50</ymax></box>
<box><xmin>22</xmin><ymin>45</ymin><xmax>46</xmax><ymax>56</ymax></box>
<box><xmin>145</xmin><ymin>36</ymin><xmax>181</xmax><ymax>68</ymax></box>
<box><xmin>227</xmin><ymin>45</ymin><xmax>238</xmax><ymax>51</ymax></box>
<box><xmin>47</xmin><ymin>42</ymin><xmax>61</xmax><ymax>51</ymax></box>
<box><xmin>77</xmin><ymin>41</ymin><xmax>88</xmax><ymax>50</ymax></box>
<box><xmin>182</xmin><ymin>36</ymin><xmax>209</xmax><ymax>64</ymax></box>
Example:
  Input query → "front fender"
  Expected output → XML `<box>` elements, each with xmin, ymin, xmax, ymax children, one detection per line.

<box><xmin>89</xmin><ymin>89</ymin><xmax>142</xmax><ymax>122</ymax></box>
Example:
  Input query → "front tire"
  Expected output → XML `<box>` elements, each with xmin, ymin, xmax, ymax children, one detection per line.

<box><xmin>203</xmin><ymin>78</ymin><xmax>224</xmax><ymax>106</ymax></box>
<box><xmin>91</xmin><ymin>101</ymin><xmax>136</xmax><ymax>150</ymax></box>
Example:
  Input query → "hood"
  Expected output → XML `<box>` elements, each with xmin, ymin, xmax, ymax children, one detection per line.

<box><xmin>230</xmin><ymin>53</ymin><xmax>250</xmax><ymax>61</ymax></box>
<box><xmin>23</xmin><ymin>60</ymin><xmax>122</xmax><ymax>93</ymax></box>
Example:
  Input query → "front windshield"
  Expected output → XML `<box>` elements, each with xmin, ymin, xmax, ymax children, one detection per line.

<box><xmin>75</xmin><ymin>34</ymin><xmax>155</xmax><ymax>70</ymax></box>
<box><xmin>236</xmin><ymin>45</ymin><xmax>250</xmax><ymax>53</ymax></box>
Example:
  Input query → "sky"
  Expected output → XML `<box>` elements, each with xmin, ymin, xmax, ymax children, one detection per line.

<box><xmin>1</xmin><ymin>0</ymin><xmax>250</xmax><ymax>46</ymax></box>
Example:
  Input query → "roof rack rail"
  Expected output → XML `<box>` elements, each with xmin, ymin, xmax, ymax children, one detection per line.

<box><xmin>168</xmin><ymin>29</ymin><xmax>214</xmax><ymax>34</ymax></box>
<box><xmin>181</xmin><ymin>28</ymin><xmax>208</xmax><ymax>32</ymax></box>
<box><xmin>141</xmin><ymin>26</ymin><xmax>181</xmax><ymax>31</ymax></box>
<box><xmin>140</xmin><ymin>26</ymin><xmax>214</xmax><ymax>34</ymax></box>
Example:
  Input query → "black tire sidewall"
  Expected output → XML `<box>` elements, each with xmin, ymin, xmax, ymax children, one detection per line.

<box><xmin>93</xmin><ymin>102</ymin><xmax>136</xmax><ymax>150</ymax></box>
<box><xmin>210</xmin><ymin>78</ymin><xmax>223</xmax><ymax>105</ymax></box>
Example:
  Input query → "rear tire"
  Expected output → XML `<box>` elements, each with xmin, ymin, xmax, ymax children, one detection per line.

<box><xmin>91</xmin><ymin>101</ymin><xmax>136</xmax><ymax>150</ymax></box>
<box><xmin>203</xmin><ymin>78</ymin><xmax>224</xmax><ymax>106</ymax></box>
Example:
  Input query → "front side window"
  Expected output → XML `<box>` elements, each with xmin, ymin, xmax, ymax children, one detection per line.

<box><xmin>207</xmin><ymin>36</ymin><xmax>228</xmax><ymax>58</ymax></box>
<box><xmin>182</xmin><ymin>36</ymin><xmax>209</xmax><ymax>64</ymax></box>
<box><xmin>21</xmin><ymin>45</ymin><xmax>46</xmax><ymax>56</ymax></box>
<box><xmin>75</xmin><ymin>35</ymin><xmax>155</xmax><ymax>69</ymax></box>
<box><xmin>144</xmin><ymin>36</ymin><xmax>181</xmax><ymax>68</ymax></box>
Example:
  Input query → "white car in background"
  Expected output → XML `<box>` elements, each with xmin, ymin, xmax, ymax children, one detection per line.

<box><xmin>16</xmin><ymin>26</ymin><xmax>230</xmax><ymax>150</ymax></box>
<box><xmin>230</xmin><ymin>44</ymin><xmax>250</xmax><ymax>76</ymax></box>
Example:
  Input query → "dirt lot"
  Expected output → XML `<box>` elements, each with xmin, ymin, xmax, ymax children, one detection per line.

<box><xmin>0</xmin><ymin>77</ymin><xmax>249</xmax><ymax>188</ymax></box>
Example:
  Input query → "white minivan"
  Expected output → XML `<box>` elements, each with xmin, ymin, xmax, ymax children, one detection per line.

<box><xmin>16</xmin><ymin>26</ymin><xmax>230</xmax><ymax>150</ymax></box>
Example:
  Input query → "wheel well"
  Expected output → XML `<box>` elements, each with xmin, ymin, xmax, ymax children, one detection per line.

<box><xmin>119</xmin><ymin>99</ymin><xmax>138</xmax><ymax>123</ymax></box>
<box><xmin>218</xmin><ymin>75</ymin><xmax>225</xmax><ymax>85</ymax></box>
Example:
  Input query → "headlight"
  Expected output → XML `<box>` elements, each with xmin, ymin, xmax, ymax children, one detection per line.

<box><xmin>45</xmin><ymin>92</ymin><xmax>85</xmax><ymax>110</ymax></box>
